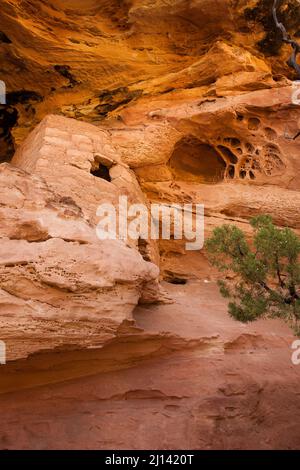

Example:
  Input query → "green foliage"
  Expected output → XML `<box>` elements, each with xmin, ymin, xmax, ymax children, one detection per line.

<box><xmin>205</xmin><ymin>215</ymin><xmax>300</xmax><ymax>333</ymax></box>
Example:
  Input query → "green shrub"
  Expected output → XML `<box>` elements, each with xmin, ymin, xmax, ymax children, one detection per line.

<box><xmin>205</xmin><ymin>215</ymin><xmax>300</xmax><ymax>334</ymax></box>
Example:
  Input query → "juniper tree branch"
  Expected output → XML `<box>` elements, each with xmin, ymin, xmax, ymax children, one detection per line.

<box><xmin>272</xmin><ymin>0</ymin><xmax>300</xmax><ymax>77</ymax></box>
<box><xmin>275</xmin><ymin>255</ymin><xmax>285</xmax><ymax>288</ymax></box>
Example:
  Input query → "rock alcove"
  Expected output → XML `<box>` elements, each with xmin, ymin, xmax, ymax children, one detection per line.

<box><xmin>168</xmin><ymin>136</ymin><xmax>226</xmax><ymax>184</ymax></box>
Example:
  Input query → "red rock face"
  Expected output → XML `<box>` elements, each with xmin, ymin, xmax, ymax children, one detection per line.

<box><xmin>0</xmin><ymin>0</ymin><xmax>300</xmax><ymax>450</ymax></box>
<box><xmin>0</xmin><ymin>160</ymin><xmax>160</xmax><ymax>362</ymax></box>
<box><xmin>1</xmin><ymin>281</ymin><xmax>300</xmax><ymax>450</ymax></box>
<box><xmin>1</xmin><ymin>0</ymin><xmax>299</xmax><ymax>162</ymax></box>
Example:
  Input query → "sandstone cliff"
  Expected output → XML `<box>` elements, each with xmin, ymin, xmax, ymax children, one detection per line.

<box><xmin>0</xmin><ymin>0</ymin><xmax>300</xmax><ymax>450</ymax></box>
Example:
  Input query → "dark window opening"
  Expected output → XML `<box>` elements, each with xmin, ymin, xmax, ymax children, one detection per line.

<box><xmin>228</xmin><ymin>165</ymin><xmax>235</xmax><ymax>179</ymax></box>
<box><xmin>91</xmin><ymin>163</ymin><xmax>111</xmax><ymax>182</ymax></box>
<box><xmin>217</xmin><ymin>145</ymin><xmax>238</xmax><ymax>164</ymax></box>
<box><xmin>165</xmin><ymin>276</ymin><xmax>188</xmax><ymax>285</ymax></box>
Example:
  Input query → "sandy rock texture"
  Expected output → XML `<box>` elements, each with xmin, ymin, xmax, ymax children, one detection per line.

<box><xmin>0</xmin><ymin>160</ymin><xmax>160</xmax><ymax>362</ymax></box>
<box><xmin>1</xmin><ymin>281</ymin><xmax>300</xmax><ymax>450</ymax></box>
<box><xmin>1</xmin><ymin>0</ymin><xmax>300</xmax><ymax>161</ymax></box>
<box><xmin>0</xmin><ymin>0</ymin><xmax>300</xmax><ymax>451</ymax></box>
<box><xmin>116</xmin><ymin>86</ymin><xmax>300</xmax><ymax>189</ymax></box>
<box><xmin>109</xmin><ymin>85</ymin><xmax>300</xmax><ymax>275</ymax></box>
<box><xmin>12</xmin><ymin>113</ymin><xmax>162</xmax><ymax>264</ymax></box>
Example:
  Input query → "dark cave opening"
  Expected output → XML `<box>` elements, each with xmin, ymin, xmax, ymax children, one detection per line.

<box><xmin>0</xmin><ymin>90</ymin><xmax>43</xmax><ymax>164</ymax></box>
<box><xmin>0</xmin><ymin>31</ymin><xmax>12</xmax><ymax>44</ymax></box>
<box><xmin>6</xmin><ymin>91</ymin><xmax>43</xmax><ymax>106</ymax></box>
<box><xmin>0</xmin><ymin>106</ymin><xmax>18</xmax><ymax>163</ymax></box>
<box><xmin>168</xmin><ymin>278</ymin><xmax>187</xmax><ymax>285</ymax></box>
<box><xmin>91</xmin><ymin>163</ymin><xmax>112</xmax><ymax>182</ymax></box>
<box><xmin>164</xmin><ymin>275</ymin><xmax>188</xmax><ymax>285</ymax></box>
<box><xmin>168</xmin><ymin>136</ymin><xmax>226</xmax><ymax>184</ymax></box>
